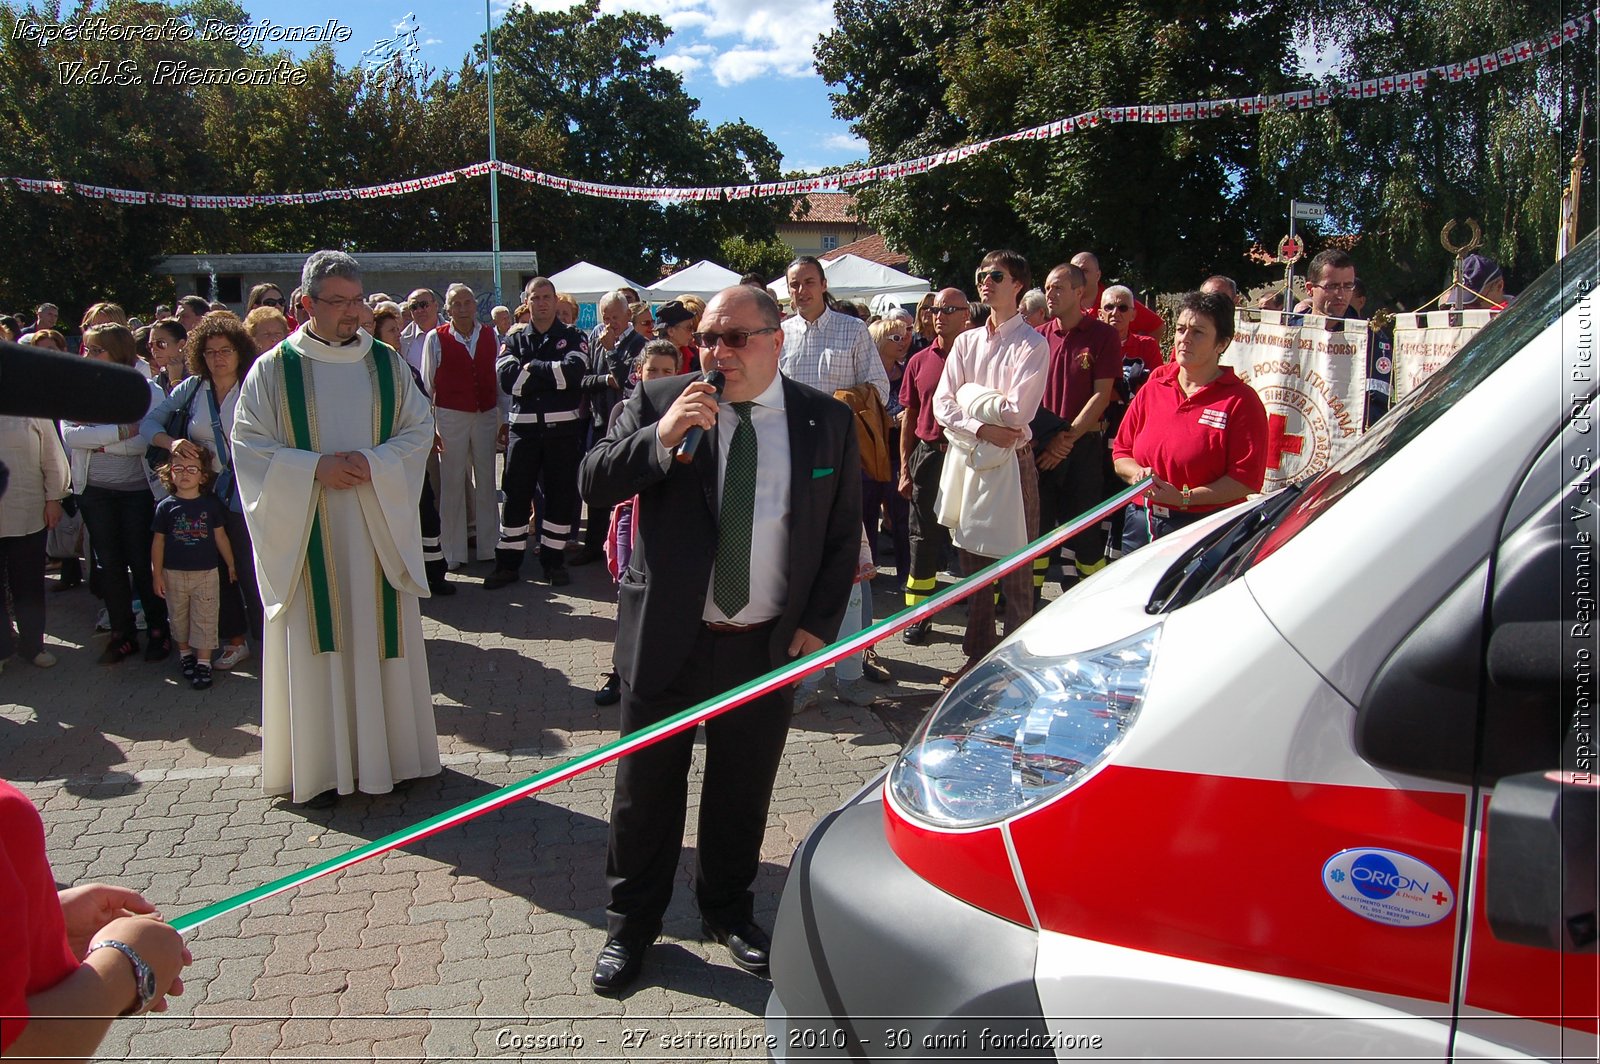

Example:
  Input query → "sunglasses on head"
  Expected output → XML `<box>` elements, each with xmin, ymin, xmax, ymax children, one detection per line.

<box><xmin>975</xmin><ymin>269</ymin><xmax>1007</xmax><ymax>284</ymax></box>
<box><xmin>694</xmin><ymin>327</ymin><xmax>777</xmax><ymax>350</ymax></box>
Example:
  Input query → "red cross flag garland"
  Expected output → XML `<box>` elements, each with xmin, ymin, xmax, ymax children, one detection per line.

<box><xmin>2</xmin><ymin>8</ymin><xmax>1594</xmax><ymax>207</ymax></box>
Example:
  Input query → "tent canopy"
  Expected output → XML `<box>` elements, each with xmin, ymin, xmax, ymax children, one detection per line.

<box><xmin>768</xmin><ymin>253</ymin><xmax>930</xmax><ymax>303</ymax></box>
<box><xmin>645</xmin><ymin>260</ymin><xmax>744</xmax><ymax>300</ymax></box>
<box><xmin>546</xmin><ymin>261</ymin><xmax>645</xmax><ymax>303</ymax></box>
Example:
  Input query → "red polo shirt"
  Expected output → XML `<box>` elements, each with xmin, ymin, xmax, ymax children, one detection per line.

<box><xmin>1084</xmin><ymin>284</ymin><xmax>1165</xmax><ymax>338</ymax></box>
<box><xmin>1039</xmin><ymin>315</ymin><xmax>1121</xmax><ymax>420</ymax></box>
<box><xmin>899</xmin><ymin>338</ymin><xmax>950</xmax><ymax>443</ymax></box>
<box><xmin>1112</xmin><ymin>362</ymin><xmax>1268</xmax><ymax>512</ymax></box>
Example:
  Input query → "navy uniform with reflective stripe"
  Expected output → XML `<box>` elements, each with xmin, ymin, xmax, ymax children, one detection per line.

<box><xmin>495</xmin><ymin>321</ymin><xmax>591</xmax><ymax>577</ymax></box>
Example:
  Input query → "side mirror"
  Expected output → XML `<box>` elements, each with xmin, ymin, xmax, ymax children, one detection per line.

<box><xmin>1486</xmin><ymin>771</ymin><xmax>1598</xmax><ymax>953</ymax></box>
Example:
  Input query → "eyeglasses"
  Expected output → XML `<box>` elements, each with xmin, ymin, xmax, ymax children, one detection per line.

<box><xmin>886</xmin><ymin>333</ymin><xmax>905</xmax><ymax>342</ymax></box>
<box><xmin>313</xmin><ymin>295</ymin><xmax>365</xmax><ymax>312</ymax></box>
<box><xmin>1311</xmin><ymin>281</ymin><xmax>1357</xmax><ymax>292</ymax></box>
<box><xmin>83</xmin><ymin>344</ymin><xmax>107</xmax><ymax>355</ymax></box>
<box><xmin>1101</xmin><ymin>303</ymin><xmax>1133</xmax><ymax>313</ymax></box>
<box><xmin>694</xmin><ymin>327</ymin><xmax>778</xmax><ymax>350</ymax></box>
<box><xmin>259</xmin><ymin>297</ymin><xmax>286</xmax><ymax>308</ymax></box>
<box><xmin>169</xmin><ymin>464</ymin><xmax>203</xmax><ymax>475</ymax></box>
<box><xmin>975</xmin><ymin>269</ymin><xmax>1007</xmax><ymax>284</ymax></box>
<box><xmin>203</xmin><ymin>346</ymin><xmax>236</xmax><ymax>358</ymax></box>
<box><xmin>150</xmin><ymin>336</ymin><xmax>179</xmax><ymax>348</ymax></box>
<box><xmin>930</xmin><ymin>305</ymin><xmax>967</xmax><ymax>315</ymax></box>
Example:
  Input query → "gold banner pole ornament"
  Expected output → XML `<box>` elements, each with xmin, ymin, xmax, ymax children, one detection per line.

<box><xmin>1438</xmin><ymin>218</ymin><xmax>1484</xmax><ymax>309</ymax></box>
<box><xmin>1276</xmin><ymin>234</ymin><xmax>1304</xmax><ymax>310</ymax></box>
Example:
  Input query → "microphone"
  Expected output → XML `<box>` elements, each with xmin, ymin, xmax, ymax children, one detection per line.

<box><xmin>674</xmin><ymin>369</ymin><xmax>726</xmax><ymax>464</ymax></box>
<box><xmin>0</xmin><ymin>340</ymin><xmax>154</xmax><ymax>423</ymax></box>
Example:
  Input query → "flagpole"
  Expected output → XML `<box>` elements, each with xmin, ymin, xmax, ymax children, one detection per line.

<box><xmin>1560</xmin><ymin>91</ymin><xmax>1588</xmax><ymax>261</ymax></box>
<box><xmin>486</xmin><ymin>0</ymin><xmax>503</xmax><ymax>302</ymax></box>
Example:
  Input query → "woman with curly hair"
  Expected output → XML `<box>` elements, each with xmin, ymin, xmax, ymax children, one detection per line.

<box><xmin>140</xmin><ymin>314</ymin><xmax>262</xmax><ymax>670</ymax></box>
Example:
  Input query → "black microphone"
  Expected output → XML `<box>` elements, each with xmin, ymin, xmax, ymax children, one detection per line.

<box><xmin>674</xmin><ymin>369</ymin><xmax>726</xmax><ymax>465</ymax></box>
<box><xmin>0</xmin><ymin>340</ymin><xmax>154</xmax><ymax>423</ymax></box>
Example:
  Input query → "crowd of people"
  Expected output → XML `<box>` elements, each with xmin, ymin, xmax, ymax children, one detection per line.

<box><xmin>2</xmin><ymin>242</ymin><xmax>1384</xmax><ymax>1036</ymax></box>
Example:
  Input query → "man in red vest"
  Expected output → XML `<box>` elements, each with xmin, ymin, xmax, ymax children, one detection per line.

<box><xmin>421</xmin><ymin>283</ymin><xmax>505</xmax><ymax>569</ymax></box>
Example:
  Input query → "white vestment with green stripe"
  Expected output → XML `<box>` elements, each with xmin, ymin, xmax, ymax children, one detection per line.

<box><xmin>232</xmin><ymin>327</ymin><xmax>440</xmax><ymax>803</ymax></box>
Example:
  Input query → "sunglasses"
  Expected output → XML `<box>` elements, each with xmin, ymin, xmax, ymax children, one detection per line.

<box><xmin>975</xmin><ymin>269</ymin><xmax>1008</xmax><ymax>284</ymax></box>
<box><xmin>1102</xmin><ymin>303</ymin><xmax>1133</xmax><ymax>312</ymax></box>
<box><xmin>930</xmin><ymin>305</ymin><xmax>967</xmax><ymax>315</ymax></box>
<box><xmin>886</xmin><ymin>333</ymin><xmax>905</xmax><ymax>342</ymax></box>
<box><xmin>169</xmin><ymin>464</ymin><xmax>204</xmax><ymax>475</ymax></box>
<box><xmin>259</xmin><ymin>297</ymin><xmax>286</xmax><ymax>308</ymax></box>
<box><xmin>694</xmin><ymin>327</ymin><xmax>778</xmax><ymax>350</ymax></box>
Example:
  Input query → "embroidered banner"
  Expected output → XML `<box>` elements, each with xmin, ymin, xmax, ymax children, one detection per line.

<box><xmin>1391</xmin><ymin>309</ymin><xmax>1499</xmax><ymax>404</ymax></box>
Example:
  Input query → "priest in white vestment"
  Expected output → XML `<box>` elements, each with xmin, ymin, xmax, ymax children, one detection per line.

<box><xmin>232</xmin><ymin>250</ymin><xmax>441</xmax><ymax>806</ymax></box>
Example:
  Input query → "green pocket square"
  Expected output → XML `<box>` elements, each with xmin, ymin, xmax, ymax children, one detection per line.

<box><xmin>812</xmin><ymin>467</ymin><xmax>834</xmax><ymax>479</ymax></box>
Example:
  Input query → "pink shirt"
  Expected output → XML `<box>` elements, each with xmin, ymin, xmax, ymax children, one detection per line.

<box><xmin>932</xmin><ymin>311</ymin><xmax>1050</xmax><ymax>440</ymax></box>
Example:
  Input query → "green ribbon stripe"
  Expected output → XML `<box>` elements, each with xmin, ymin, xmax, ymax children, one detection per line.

<box><xmin>172</xmin><ymin>479</ymin><xmax>1151</xmax><ymax>935</ymax></box>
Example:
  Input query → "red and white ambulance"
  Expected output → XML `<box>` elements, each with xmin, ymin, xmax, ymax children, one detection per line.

<box><xmin>766</xmin><ymin>238</ymin><xmax>1598</xmax><ymax>1061</ymax></box>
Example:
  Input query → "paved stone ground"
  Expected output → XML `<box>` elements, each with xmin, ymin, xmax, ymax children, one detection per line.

<box><xmin>2</xmin><ymin>550</ymin><xmax>979</xmax><ymax>1062</ymax></box>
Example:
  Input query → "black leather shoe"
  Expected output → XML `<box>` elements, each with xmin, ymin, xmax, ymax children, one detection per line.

<box><xmin>902</xmin><ymin>619</ymin><xmax>930</xmax><ymax>645</ymax></box>
<box><xmin>483</xmin><ymin>569</ymin><xmax>520</xmax><ymax>590</ymax></box>
<box><xmin>702</xmin><ymin>919</ymin><xmax>771</xmax><ymax>977</ymax></box>
<box><xmin>428</xmin><ymin>579</ymin><xmax>457</xmax><ymax>597</ymax></box>
<box><xmin>545</xmin><ymin>566</ymin><xmax>571</xmax><ymax>587</ymax></box>
<box><xmin>568</xmin><ymin>545</ymin><xmax>604</xmax><ymax>566</ymax></box>
<box><xmin>595</xmin><ymin>672</ymin><xmax>621</xmax><ymax>706</ymax></box>
<box><xmin>592</xmin><ymin>938</ymin><xmax>648</xmax><ymax>995</ymax></box>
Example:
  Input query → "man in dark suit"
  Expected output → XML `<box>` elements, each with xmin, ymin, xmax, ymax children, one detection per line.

<box><xmin>578</xmin><ymin>285</ymin><xmax>861</xmax><ymax>994</ymax></box>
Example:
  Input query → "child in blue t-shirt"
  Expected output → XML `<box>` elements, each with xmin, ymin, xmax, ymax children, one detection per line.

<box><xmin>151</xmin><ymin>445</ymin><xmax>236</xmax><ymax>690</ymax></box>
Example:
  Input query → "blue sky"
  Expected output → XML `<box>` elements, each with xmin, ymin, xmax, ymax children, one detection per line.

<box><xmin>249</xmin><ymin>0</ymin><xmax>868</xmax><ymax>175</ymax></box>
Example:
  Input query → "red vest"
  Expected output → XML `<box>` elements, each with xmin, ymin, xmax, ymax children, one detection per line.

<box><xmin>431</xmin><ymin>324</ymin><xmax>500</xmax><ymax>413</ymax></box>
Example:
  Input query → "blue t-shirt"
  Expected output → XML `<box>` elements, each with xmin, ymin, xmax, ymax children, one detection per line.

<box><xmin>152</xmin><ymin>494</ymin><xmax>228</xmax><ymax>571</ymax></box>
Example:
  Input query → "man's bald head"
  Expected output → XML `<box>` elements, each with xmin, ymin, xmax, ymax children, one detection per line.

<box><xmin>931</xmin><ymin>286</ymin><xmax>971</xmax><ymax>345</ymax></box>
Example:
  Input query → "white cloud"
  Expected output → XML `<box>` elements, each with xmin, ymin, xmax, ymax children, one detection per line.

<box><xmin>823</xmin><ymin>132</ymin><xmax>865</xmax><ymax>152</ymax></box>
<box><xmin>658</xmin><ymin>52</ymin><xmax>705</xmax><ymax>76</ymax></box>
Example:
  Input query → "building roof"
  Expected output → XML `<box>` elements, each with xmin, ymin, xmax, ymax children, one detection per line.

<box><xmin>787</xmin><ymin>193</ymin><xmax>858</xmax><ymax>225</ymax></box>
<box><xmin>823</xmin><ymin>233</ymin><xmax>908</xmax><ymax>269</ymax></box>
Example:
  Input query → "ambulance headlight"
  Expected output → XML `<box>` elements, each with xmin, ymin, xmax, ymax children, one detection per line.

<box><xmin>889</xmin><ymin>626</ymin><xmax>1159</xmax><ymax>828</ymax></box>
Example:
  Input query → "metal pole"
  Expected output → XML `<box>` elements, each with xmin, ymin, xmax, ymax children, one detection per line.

<box><xmin>486</xmin><ymin>0</ymin><xmax>503</xmax><ymax>303</ymax></box>
<box><xmin>1286</xmin><ymin>200</ymin><xmax>1298</xmax><ymax>301</ymax></box>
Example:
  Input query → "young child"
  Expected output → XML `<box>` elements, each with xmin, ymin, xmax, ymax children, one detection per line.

<box><xmin>595</xmin><ymin>340</ymin><xmax>687</xmax><ymax>706</ymax></box>
<box><xmin>151</xmin><ymin>445</ymin><xmax>236</xmax><ymax>690</ymax></box>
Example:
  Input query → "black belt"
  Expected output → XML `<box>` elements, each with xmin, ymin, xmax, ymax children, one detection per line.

<box><xmin>703</xmin><ymin>618</ymin><xmax>777</xmax><ymax>634</ymax></box>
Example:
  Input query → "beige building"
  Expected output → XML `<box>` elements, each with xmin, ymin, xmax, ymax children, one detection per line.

<box><xmin>777</xmin><ymin>194</ymin><xmax>871</xmax><ymax>258</ymax></box>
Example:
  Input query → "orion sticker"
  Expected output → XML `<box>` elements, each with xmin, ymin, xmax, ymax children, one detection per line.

<box><xmin>1322</xmin><ymin>847</ymin><xmax>1455</xmax><ymax>928</ymax></box>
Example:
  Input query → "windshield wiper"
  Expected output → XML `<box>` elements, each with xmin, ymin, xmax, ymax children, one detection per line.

<box><xmin>1146</xmin><ymin>485</ymin><xmax>1305</xmax><ymax>613</ymax></box>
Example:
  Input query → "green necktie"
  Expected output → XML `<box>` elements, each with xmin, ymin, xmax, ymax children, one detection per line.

<box><xmin>713</xmin><ymin>401</ymin><xmax>757</xmax><ymax>617</ymax></box>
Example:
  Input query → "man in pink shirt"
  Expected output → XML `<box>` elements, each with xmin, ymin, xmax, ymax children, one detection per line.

<box><xmin>932</xmin><ymin>250</ymin><xmax>1049</xmax><ymax>683</ymax></box>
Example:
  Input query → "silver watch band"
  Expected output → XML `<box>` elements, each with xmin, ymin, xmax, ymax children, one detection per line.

<box><xmin>88</xmin><ymin>938</ymin><xmax>154</xmax><ymax>1015</ymax></box>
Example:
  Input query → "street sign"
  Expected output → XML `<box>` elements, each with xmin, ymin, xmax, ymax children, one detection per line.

<box><xmin>1292</xmin><ymin>200</ymin><xmax>1328</xmax><ymax>221</ymax></box>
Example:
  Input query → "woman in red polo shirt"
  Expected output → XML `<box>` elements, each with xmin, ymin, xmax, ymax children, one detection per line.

<box><xmin>1112</xmin><ymin>290</ymin><xmax>1267</xmax><ymax>551</ymax></box>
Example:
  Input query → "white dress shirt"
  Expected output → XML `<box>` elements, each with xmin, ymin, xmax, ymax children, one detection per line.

<box><xmin>779</xmin><ymin>307</ymin><xmax>890</xmax><ymax>404</ymax></box>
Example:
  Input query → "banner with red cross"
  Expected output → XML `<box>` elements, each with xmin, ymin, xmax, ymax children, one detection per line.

<box><xmin>1391</xmin><ymin>309</ymin><xmax>1499</xmax><ymax>404</ymax></box>
<box><xmin>1220</xmin><ymin>311</ymin><xmax>1372</xmax><ymax>491</ymax></box>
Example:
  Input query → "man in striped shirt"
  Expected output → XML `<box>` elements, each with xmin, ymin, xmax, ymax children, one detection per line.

<box><xmin>778</xmin><ymin>256</ymin><xmax>890</xmax><ymax>405</ymax></box>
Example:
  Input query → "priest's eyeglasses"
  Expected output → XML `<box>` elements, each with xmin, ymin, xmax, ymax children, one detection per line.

<box><xmin>694</xmin><ymin>327</ymin><xmax>777</xmax><ymax>350</ymax></box>
<box><xmin>311</xmin><ymin>295</ymin><xmax>366</xmax><ymax>312</ymax></box>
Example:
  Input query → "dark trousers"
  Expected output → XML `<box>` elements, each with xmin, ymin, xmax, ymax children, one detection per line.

<box><xmin>606</xmin><ymin>624</ymin><xmax>793</xmax><ymax>944</ymax></box>
<box><xmin>0</xmin><ymin>528</ymin><xmax>47</xmax><ymax>658</ymax></box>
<box><xmin>863</xmin><ymin>428</ymin><xmax>910</xmax><ymax>578</ymax></box>
<box><xmin>958</xmin><ymin>450</ymin><xmax>1040</xmax><ymax>665</ymax></box>
<box><xmin>218</xmin><ymin>508</ymin><xmax>264</xmax><ymax>645</ymax></box>
<box><xmin>1036</xmin><ymin>430</ymin><xmax>1110</xmax><ymax>583</ymax></box>
<box><xmin>1120</xmin><ymin>503</ymin><xmax>1205</xmax><ymax>552</ymax></box>
<box><xmin>582</xmin><ymin>422</ymin><xmax>609</xmax><ymax>552</ymax></box>
<box><xmin>419</xmin><ymin>473</ymin><xmax>446</xmax><ymax>586</ymax></box>
<box><xmin>904</xmin><ymin>439</ymin><xmax>949</xmax><ymax>606</ymax></box>
<box><xmin>496</xmin><ymin>428</ymin><xmax>582</xmax><ymax>574</ymax></box>
<box><xmin>78</xmin><ymin>486</ymin><xmax>167</xmax><ymax>642</ymax></box>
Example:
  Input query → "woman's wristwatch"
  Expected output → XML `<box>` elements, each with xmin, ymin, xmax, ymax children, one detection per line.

<box><xmin>89</xmin><ymin>939</ymin><xmax>157</xmax><ymax>1015</ymax></box>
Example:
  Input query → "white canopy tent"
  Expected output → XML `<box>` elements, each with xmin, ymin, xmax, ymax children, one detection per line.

<box><xmin>767</xmin><ymin>253</ymin><xmax>930</xmax><ymax>304</ymax></box>
<box><xmin>645</xmin><ymin>260</ymin><xmax>744</xmax><ymax>300</ymax></box>
<box><xmin>545</xmin><ymin>261</ymin><xmax>646</xmax><ymax>303</ymax></box>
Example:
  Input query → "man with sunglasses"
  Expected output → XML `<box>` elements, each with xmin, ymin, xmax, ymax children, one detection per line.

<box><xmin>897</xmin><ymin>287</ymin><xmax>969</xmax><ymax>643</ymax></box>
<box><xmin>1035</xmin><ymin>263</ymin><xmax>1122</xmax><ymax>590</ymax></box>
<box><xmin>579</xmin><ymin>284</ymin><xmax>860</xmax><ymax>995</ymax></box>
<box><xmin>1073</xmin><ymin>251</ymin><xmax>1165</xmax><ymax>337</ymax></box>
<box><xmin>397</xmin><ymin>288</ymin><xmax>440</xmax><ymax>374</ymax></box>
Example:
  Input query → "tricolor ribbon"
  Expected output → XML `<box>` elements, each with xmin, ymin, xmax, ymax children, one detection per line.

<box><xmin>171</xmin><ymin>479</ymin><xmax>1151</xmax><ymax>934</ymax></box>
